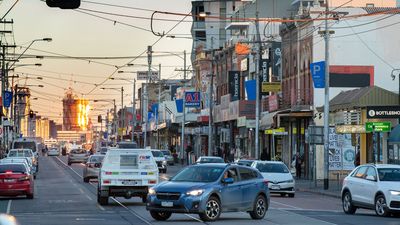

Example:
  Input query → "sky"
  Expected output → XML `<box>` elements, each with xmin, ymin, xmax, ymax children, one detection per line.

<box><xmin>0</xmin><ymin>0</ymin><xmax>193</xmax><ymax>125</ymax></box>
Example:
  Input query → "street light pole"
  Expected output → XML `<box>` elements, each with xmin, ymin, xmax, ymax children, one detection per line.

<box><xmin>132</xmin><ymin>79</ymin><xmax>136</xmax><ymax>142</ymax></box>
<box><xmin>181</xmin><ymin>50</ymin><xmax>187</xmax><ymax>164</ymax></box>
<box><xmin>144</xmin><ymin>46</ymin><xmax>152</xmax><ymax>148</ymax></box>
<box><xmin>255</xmin><ymin>11</ymin><xmax>262</xmax><ymax>159</ymax></box>
<box><xmin>208</xmin><ymin>38</ymin><xmax>215</xmax><ymax>156</ymax></box>
<box><xmin>121</xmin><ymin>86</ymin><xmax>124</xmax><ymax>140</ymax></box>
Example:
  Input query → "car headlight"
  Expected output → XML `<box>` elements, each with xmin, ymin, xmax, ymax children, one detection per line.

<box><xmin>390</xmin><ymin>190</ymin><xmax>400</xmax><ymax>196</ymax></box>
<box><xmin>162</xmin><ymin>160</ymin><xmax>167</xmax><ymax>165</ymax></box>
<box><xmin>148</xmin><ymin>188</ymin><xmax>156</xmax><ymax>195</ymax></box>
<box><xmin>283</xmin><ymin>179</ymin><xmax>294</xmax><ymax>183</ymax></box>
<box><xmin>186</xmin><ymin>189</ymin><xmax>204</xmax><ymax>196</ymax></box>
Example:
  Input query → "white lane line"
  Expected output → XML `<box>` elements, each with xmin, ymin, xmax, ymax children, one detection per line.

<box><xmin>79</xmin><ymin>188</ymin><xmax>85</xmax><ymax>194</ymax></box>
<box><xmin>6</xmin><ymin>200</ymin><xmax>12</xmax><ymax>214</ymax></box>
<box><xmin>97</xmin><ymin>204</ymin><xmax>105</xmax><ymax>211</ymax></box>
<box><xmin>86</xmin><ymin>195</ymin><xmax>93</xmax><ymax>201</ymax></box>
<box><xmin>270</xmin><ymin>200</ymin><xmax>302</xmax><ymax>210</ymax></box>
<box><xmin>184</xmin><ymin>214</ymin><xmax>206</xmax><ymax>223</ymax></box>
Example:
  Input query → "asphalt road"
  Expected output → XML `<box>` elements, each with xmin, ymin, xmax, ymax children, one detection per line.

<box><xmin>0</xmin><ymin>156</ymin><xmax>399</xmax><ymax>225</ymax></box>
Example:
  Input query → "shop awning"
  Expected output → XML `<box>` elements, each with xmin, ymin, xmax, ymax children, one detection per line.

<box><xmin>388</xmin><ymin>125</ymin><xmax>400</xmax><ymax>144</ymax></box>
<box><xmin>260</xmin><ymin>111</ymin><xmax>279</xmax><ymax>130</ymax></box>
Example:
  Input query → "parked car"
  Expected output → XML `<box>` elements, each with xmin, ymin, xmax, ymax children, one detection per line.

<box><xmin>83</xmin><ymin>155</ymin><xmax>105</xmax><ymax>183</ymax></box>
<box><xmin>0</xmin><ymin>158</ymin><xmax>36</xmax><ymax>179</ymax></box>
<box><xmin>151</xmin><ymin>150</ymin><xmax>167</xmax><ymax>173</ymax></box>
<box><xmin>7</xmin><ymin>149</ymin><xmax>38</xmax><ymax>173</ymax></box>
<box><xmin>341</xmin><ymin>164</ymin><xmax>400</xmax><ymax>217</ymax></box>
<box><xmin>160</xmin><ymin>150</ymin><xmax>174</xmax><ymax>165</ymax></box>
<box><xmin>252</xmin><ymin>161</ymin><xmax>295</xmax><ymax>197</ymax></box>
<box><xmin>97</xmin><ymin>148</ymin><xmax>158</xmax><ymax>205</ymax></box>
<box><xmin>147</xmin><ymin>163</ymin><xmax>270</xmax><ymax>221</ymax></box>
<box><xmin>12</xmin><ymin>138</ymin><xmax>39</xmax><ymax>171</ymax></box>
<box><xmin>116</xmin><ymin>142</ymin><xmax>138</xmax><ymax>149</ymax></box>
<box><xmin>195</xmin><ymin>156</ymin><xmax>224</xmax><ymax>164</ymax></box>
<box><xmin>67</xmin><ymin>148</ymin><xmax>89</xmax><ymax>165</ymax></box>
<box><xmin>99</xmin><ymin>147</ymin><xmax>108</xmax><ymax>155</ymax></box>
<box><xmin>0</xmin><ymin>163</ymin><xmax>34</xmax><ymax>199</ymax></box>
<box><xmin>47</xmin><ymin>147</ymin><xmax>60</xmax><ymax>156</ymax></box>
<box><xmin>236</xmin><ymin>159</ymin><xmax>255</xmax><ymax>167</ymax></box>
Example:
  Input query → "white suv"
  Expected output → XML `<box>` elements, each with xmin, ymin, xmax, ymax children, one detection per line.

<box><xmin>342</xmin><ymin>164</ymin><xmax>400</xmax><ymax>216</ymax></box>
<box><xmin>97</xmin><ymin>148</ymin><xmax>159</xmax><ymax>205</ymax></box>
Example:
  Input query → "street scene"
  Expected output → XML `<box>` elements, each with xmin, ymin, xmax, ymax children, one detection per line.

<box><xmin>0</xmin><ymin>0</ymin><xmax>400</xmax><ymax>224</ymax></box>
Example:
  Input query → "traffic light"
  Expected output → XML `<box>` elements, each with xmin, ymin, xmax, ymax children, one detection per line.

<box><xmin>98</xmin><ymin>115</ymin><xmax>102</xmax><ymax>123</ymax></box>
<box><xmin>29</xmin><ymin>110</ymin><xmax>34</xmax><ymax>119</ymax></box>
<box><xmin>46</xmin><ymin>0</ymin><xmax>80</xmax><ymax>9</ymax></box>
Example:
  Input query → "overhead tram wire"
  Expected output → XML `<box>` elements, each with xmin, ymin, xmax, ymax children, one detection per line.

<box><xmin>12</xmin><ymin>52</ymin><xmax>187</xmax><ymax>60</ymax></box>
<box><xmin>1</xmin><ymin>0</ymin><xmax>20</xmax><ymax>20</ymax></box>
<box><xmin>85</xmin><ymin>11</ymin><xmax>191</xmax><ymax>95</ymax></box>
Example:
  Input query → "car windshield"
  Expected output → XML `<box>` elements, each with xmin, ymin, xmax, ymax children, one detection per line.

<box><xmin>0</xmin><ymin>164</ymin><xmax>27</xmax><ymax>174</ymax></box>
<box><xmin>152</xmin><ymin>151</ymin><xmax>164</xmax><ymax>157</ymax></box>
<box><xmin>13</xmin><ymin>142</ymin><xmax>36</xmax><ymax>153</ymax></box>
<box><xmin>90</xmin><ymin>156</ymin><xmax>104</xmax><ymax>163</ymax></box>
<box><xmin>378</xmin><ymin>168</ymin><xmax>400</xmax><ymax>181</ymax></box>
<box><xmin>8</xmin><ymin>150</ymin><xmax>32</xmax><ymax>158</ymax></box>
<box><xmin>71</xmin><ymin>149</ymin><xmax>86</xmax><ymax>154</ymax></box>
<box><xmin>199</xmin><ymin>157</ymin><xmax>224</xmax><ymax>163</ymax></box>
<box><xmin>256</xmin><ymin>163</ymin><xmax>289</xmax><ymax>173</ymax></box>
<box><xmin>100</xmin><ymin>147</ymin><xmax>108</xmax><ymax>153</ymax></box>
<box><xmin>117</xmin><ymin>142</ymin><xmax>138</xmax><ymax>149</ymax></box>
<box><xmin>161</xmin><ymin>151</ymin><xmax>171</xmax><ymax>156</ymax></box>
<box><xmin>171</xmin><ymin>166</ymin><xmax>224</xmax><ymax>183</ymax></box>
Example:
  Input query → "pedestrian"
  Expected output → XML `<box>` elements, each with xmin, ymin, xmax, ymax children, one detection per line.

<box><xmin>185</xmin><ymin>145</ymin><xmax>193</xmax><ymax>165</ymax></box>
<box><xmin>293</xmin><ymin>152</ymin><xmax>302</xmax><ymax>178</ymax></box>
<box><xmin>260</xmin><ymin>148</ymin><xmax>268</xmax><ymax>161</ymax></box>
<box><xmin>228</xmin><ymin>147</ymin><xmax>235</xmax><ymax>162</ymax></box>
<box><xmin>354</xmin><ymin>149</ymin><xmax>360</xmax><ymax>167</ymax></box>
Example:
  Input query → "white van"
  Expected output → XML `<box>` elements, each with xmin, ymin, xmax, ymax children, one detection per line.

<box><xmin>97</xmin><ymin>148</ymin><xmax>158</xmax><ymax>205</ymax></box>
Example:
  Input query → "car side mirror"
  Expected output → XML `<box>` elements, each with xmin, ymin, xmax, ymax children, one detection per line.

<box><xmin>366</xmin><ymin>175</ymin><xmax>376</xmax><ymax>181</ymax></box>
<box><xmin>222</xmin><ymin>177</ymin><xmax>234</xmax><ymax>184</ymax></box>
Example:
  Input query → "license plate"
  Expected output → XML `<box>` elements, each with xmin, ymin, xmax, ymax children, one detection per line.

<box><xmin>161</xmin><ymin>201</ymin><xmax>173</xmax><ymax>207</ymax></box>
<box><xmin>271</xmin><ymin>185</ymin><xmax>280</xmax><ymax>190</ymax></box>
<box><xmin>4</xmin><ymin>179</ymin><xmax>16</xmax><ymax>183</ymax></box>
<box><xmin>122</xmin><ymin>180</ymin><xmax>138</xmax><ymax>185</ymax></box>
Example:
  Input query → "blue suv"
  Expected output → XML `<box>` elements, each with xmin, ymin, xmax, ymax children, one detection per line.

<box><xmin>146</xmin><ymin>163</ymin><xmax>270</xmax><ymax>221</ymax></box>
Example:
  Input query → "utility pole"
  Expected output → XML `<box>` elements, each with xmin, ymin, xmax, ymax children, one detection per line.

<box><xmin>181</xmin><ymin>50</ymin><xmax>187</xmax><ymax>164</ymax></box>
<box><xmin>255</xmin><ymin>11</ymin><xmax>262</xmax><ymax>159</ymax></box>
<box><xmin>132</xmin><ymin>79</ymin><xmax>136</xmax><ymax>142</ymax></box>
<box><xmin>323</xmin><ymin>0</ymin><xmax>331</xmax><ymax>190</ymax></box>
<box><xmin>157</xmin><ymin>64</ymin><xmax>161</xmax><ymax>149</ymax></box>
<box><xmin>208</xmin><ymin>38</ymin><xmax>214</xmax><ymax>156</ymax></box>
<box><xmin>121</xmin><ymin>86</ymin><xmax>124</xmax><ymax>140</ymax></box>
<box><xmin>144</xmin><ymin>46</ymin><xmax>152</xmax><ymax>148</ymax></box>
<box><xmin>113</xmin><ymin>99</ymin><xmax>116</xmax><ymax>143</ymax></box>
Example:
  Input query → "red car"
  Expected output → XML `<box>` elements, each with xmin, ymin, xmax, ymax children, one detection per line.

<box><xmin>0</xmin><ymin>163</ymin><xmax>34</xmax><ymax>199</ymax></box>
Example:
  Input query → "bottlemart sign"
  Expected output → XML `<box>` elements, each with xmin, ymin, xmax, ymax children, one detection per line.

<box><xmin>365</xmin><ymin>122</ymin><xmax>391</xmax><ymax>132</ymax></box>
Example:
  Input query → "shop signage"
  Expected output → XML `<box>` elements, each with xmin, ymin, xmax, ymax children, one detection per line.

<box><xmin>265</xmin><ymin>127</ymin><xmax>286</xmax><ymax>135</ymax></box>
<box><xmin>365</xmin><ymin>122</ymin><xmax>391</xmax><ymax>132</ymax></box>
<box><xmin>237</xmin><ymin>116</ymin><xmax>246</xmax><ymax>127</ymax></box>
<box><xmin>221</xmin><ymin>94</ymin><xmax>230</xmax><ymax>109</ymax></box>
<box><xmin>229</xmin><ymin>71</ymin><xmax>240</xmax><ymax>101</ymax></box>
<box><xmin>272</xmin><ymin>42</ymin><xmax>282</xmax><ymax>78</ymax></box>
<box><xmin>240</xmin><ymin>58</ymin><xmax>248</xmax><ymax>71</ymax></box>
<box><xmin>336</xmin><ymin>125</ymin><xmax>366</xmax><ymax>134</ymax></box>
<box><xmin>262</xmin><ymin>82</ymin><xmax>281</xmax><ymax>93</ymax></box>
<box><xmin>185</xmin><ymin>91</ymin><xmax>201</xmax><ymax>108</ymax></box>
<box><xmin>260</xmin><ymin>59</ymin><xmax>269</xmax><ymax>92</ymax></box>
<box><xmin>246</xmin><ymin>120</ymin><xmax>256</xmax><ymax>128</ymax></box>
<box><xmin>367</xmin><ymin>106</ymin><xmax>400</xmax><ymax>119</ymax></box>
<box><xmin>3</xmin><ymin>91</ymin><xmax>12</xmax><ymax>108</ymax></box>
<box><xmin>268</xmin><ymin>94</ymin><xmax>279</xmax><ymax>112</ymax></box>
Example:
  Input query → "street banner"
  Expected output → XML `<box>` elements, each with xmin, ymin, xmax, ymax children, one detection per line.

<box><xmin>3</xmin><ymin>91</ymin><xmax>12</xmax><ymax>108</ymax></box>
<box><xmin>228</xmin><ymin>71</ymin><xmax>240</xmax><ymax>101</ymax></box>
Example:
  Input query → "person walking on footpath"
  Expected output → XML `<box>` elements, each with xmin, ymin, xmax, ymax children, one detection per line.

<box><xmin>293</xmin><ymin>152</ymin><xmax>302</xmax><ymax>178</ymax></box>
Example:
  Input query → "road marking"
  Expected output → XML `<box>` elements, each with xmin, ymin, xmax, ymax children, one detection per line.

<box><xmin>86</xmin><ymin>195</ymin><xmax>93</xmax><ymax>201</ymax></box>
<box><xmin>97</xmin><ymin>204</ymin><xmax>105</xmax><ymax>211</ymax></box>
<box><xmin>79</xmin><ymin>188</ymin><xmax>85</xmax><ymax>194</ymax></box>
<box><xmin>76</xmin><ymin>218</ymin><xmax>105</xmax><ymax>221</ymax></box>
<box><xmin>184</xmin><ymin>214</ymin><xmax>207</xmax><ymax>223</ymax></box>
<box><xmin>271</xmin><ymin>200</ymin><xmax>302</xmax><ymax>210</ymax></box>
<box><xmin>6</xmin><ymin>200</ymin><xmax>11</xmax><ymax>214</ymax></box>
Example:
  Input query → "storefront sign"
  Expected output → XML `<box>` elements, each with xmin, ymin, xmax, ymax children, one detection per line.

<box><xmin>260</xmin><ymin>59</ymin><xmax>269</xmax><ymax>93</ymax></box>
<box><xmin>221</xmin><ymin>94</ymin><xmax>230</xmax><ymax>109</ymax></box>
<box><xmin>237</xmin><ymin>116</ymin><xmax>246</xmax><ymax>127</ymax></box>
<box><xmin>336</xmin><ymin>125</ymin><xmax>366</xmax><ymax>134</ymax></box>
<box><xmin>185</xmin><ymin>91</ymin><xmax>201</xmax><ymax>108</ymax></box>
<box><xmin>268</xmin><ymin>94</ymin><xmax>279</xmax><ymax>112</ymax></box>
<box><xmin>272</xmin><ymin>42</ymin><xmax>282</xmax><ymax>78</ymax></box>
<box><xmin>365</xmin><ymin>122</ymin><xmax>391</xmax><ymax>132</ymax></box>
<box><xmin>240</xmin><ymin>58</ymin><xmax>248</xmax><ymax>71</ymax></box>
<box><xmin>367</xmin><ymin>106</ymin><xmax>400</xmax><ymax>119</ymax></box>
<box><xmin>239</xmin><ymin>100</ymin><xmax>256</xmax><ymax>119</ymax></box>
<box><xmin>265</xmin><ymin>127</ymin><xmax>286</xmax><ymax>135</ymax></box>
<box><xmin>229</xmin><ymin>101</ymin><xmax>239</xmax><ymax>120</ymax></box>
<box><xmin>229</xmin><ymin>71</ymin><xmax>240</xmax><ymax>101</ymax></box>
<box><xmin>262</xmin><ymin>82</ymin><xmax>281</xmax><ymax>93</ymax></box>
<box><xmin>246</xmin><ymin>120</ymin><xmax>256</xmax><ymax>128</ymax></box>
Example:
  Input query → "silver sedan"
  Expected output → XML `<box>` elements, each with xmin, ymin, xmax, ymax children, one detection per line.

<box><xmin>83</xmin><ymin>155</ymin><xmax>104</xmax><ymax>183</ymax></box>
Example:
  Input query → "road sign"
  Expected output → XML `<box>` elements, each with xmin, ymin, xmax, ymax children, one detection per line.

<box><xmin>310</xmin><ymin>61</ymin><xmax>325</xmax><ymax>88</ymax></box>
<box><xmin>185</xmin><ymin>91</ymin><xmax>201</xmax><ymax>108</ymax></box>
<box><xmin>365</xmin><ymin>122</ymin><xmax>391</xmax><ymax>132</ymax></box>
<box><xmin>261</xmin><ymin>82</ymin><xmax>281</xmax><ymax>93</ymax></box>
<box><xmin>136</xmin><ymin>71</ymin><xmax>159</xmax><ymax>81</ymax></box>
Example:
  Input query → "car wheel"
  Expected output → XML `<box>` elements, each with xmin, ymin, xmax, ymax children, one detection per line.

<box><xmin>97</xmin><ymin>188</ymin><xmax>109</xmax><ymax>206</ymax></box>
<box><xmin>27</xmin><ymin>193</ymin><xmax>34</xmax><ymax>199</ymax></box>
<box><xmin>199</xmin><ymin>196</ymin><xmax>221</xmax><ymax>221</ymax></box>
<box><xmin>342</xmin><ymin>191</ymin><xmax>357</xmax><ymax>214</ymax></box>
<box><xmin>149</xmin><ymin>211</ymin><xmax>172</xmax><ymax>221</ymax></box>
<box><xmin>280</xmin><ymin>193</ymin><xmax>286</xmax><ymax>197</ymax></box>
<box><xmin>249</xmin><ymin>194</ymin><xmax>268</xmax><ymax>220</ymax></box>
<box><xmin>34</xmin><ymin>175</ymin><xmax>37</xmax><ymax>179</ymax></box>
<box><xmin>68</xmin><ymin>162</ymin><xmax>72</xmax><ymax>166</ymax></box>
<box><xmin>163</xmin><ymin>169</ymin><xmax>167</xmax><ymax>173</ymax></box>
<box><xmin>288</xmin><ymin>193</ymin><xmax>295</xmax><ymax>198</ymax></box>
<box><xmin>141</xmin><ymin>196</ymin><xmax>147</xmax><ymax>203</ymax></box>
<box><xmin>375</xmin><ymin>195</ymin><xmax>389</xmax><ymax>217</ymax></box>
<box><xmin>83</xmin><ymin>177</ymin><xmax>90</xmax><ymax>183</ymax></box>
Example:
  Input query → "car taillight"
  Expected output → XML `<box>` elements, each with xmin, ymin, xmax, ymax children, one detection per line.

<box><xmin>263</xmin><ymin>179</ymin><xmax>269</xmax><ymax>186</ymax></box>
<box><xmin>87</xmin><ymin>163</ymin><xmax>94</xmax><ymax>168</ymax></box>
<box><xmin>149</xmin><ymin>180</ymin><xmax>157</xmax><ymax>184</ymax></box>
<box><xmin>105</xmin><ymin>172</ymin><xmax>112</xmax><ymax>175</ymax></box>
<box><xmin>5</xmin><ymin>170</ymin><xmax>13</xmax><ymax>174</ymax></box>
<box><xmin>18</xmin><ymin>176</ymin><xmax>30</xmax><ymax>182</ymax></box>
<box><xmin>103</xmin><ymin>180</ymin><xmax>110</xmax><ymax>184</ymax></box>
